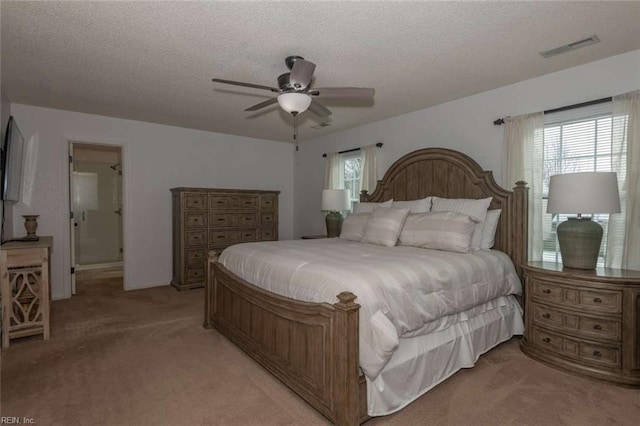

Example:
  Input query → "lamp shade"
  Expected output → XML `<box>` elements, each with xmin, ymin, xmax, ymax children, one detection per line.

<box><xmin>547</xmin><ymin>172</ymin><xmax>621</xmax><ymax>215</ymax></box>
<box><xmin>321</xmin><ymin>189</ymin><xmax>351</xmax><ymax>211</ymax></box>
<box><xmin>277</xmin><ymin>92</ymin><xmax>312</xmax><ymax>114</ymax></box>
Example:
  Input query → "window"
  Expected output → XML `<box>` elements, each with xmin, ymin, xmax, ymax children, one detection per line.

<box><xmin>341</xmin><ymin>153</ymin><xmax>361</xmax><ymax>204</ymax></box>
<box><xmin>541</xmin><ymin>103</ymin><xmax>622</xmax><ymax>266</ymax></box>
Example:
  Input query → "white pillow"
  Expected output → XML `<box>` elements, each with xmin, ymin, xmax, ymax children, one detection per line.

<box><xmin>339</xmin><ymin>213</ymin><xmax>370</xmax><ymax>242</ymax></box>
<box><xmin>480</xmin><ymin>209</ymin><xmax>501</xmax><ymax>249</ymax></box>
<box><xmin>352</xmin><ymin>199</ymin><xmax>393</xmax><ymax>214</ymax></box>
<box><xmin>398</xmin><ymin>211</ymin><xmax>477</xmax><ymax>253</ymax></box>
<box><xmin>392</xmin><ymin>197</ymin><xmax>431</xmax><ymax>213</ymax></box>
<box><xmin>431</xmin><ymin>197</ymin><xmax>492</xmax><ymax>250</ymax></box>
<box><xmin>361</xmin><ymin>207</ymin><xmax>410</xmax><ymax>247</ymax></box>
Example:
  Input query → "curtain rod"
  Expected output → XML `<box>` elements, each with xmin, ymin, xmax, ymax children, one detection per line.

<box><xmin>322</xmin><ymin>142</ymin><xmax>383</xmax><ymax>158</ymax></box>
<box><xmin>493</xmin><ymin>96</ymin><xmax>613</xmax><ymax>126</ymax></box>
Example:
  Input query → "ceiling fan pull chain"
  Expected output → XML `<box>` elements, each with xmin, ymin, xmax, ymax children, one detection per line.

<box><xmin>293</xmin><ymin>113</ymin><xmax>299</xmax><ymax>151</ymax></box>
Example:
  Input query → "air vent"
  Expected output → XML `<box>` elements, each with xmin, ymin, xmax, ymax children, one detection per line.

<box><xmin>540</xmin><ymin>35</ymin><xmax>600</xmax><ymax>58</ymax></box>
<box><xmin>311</xmin><ymin>122</ymin><xmax>331</xmax><ymax>129</ymax></box>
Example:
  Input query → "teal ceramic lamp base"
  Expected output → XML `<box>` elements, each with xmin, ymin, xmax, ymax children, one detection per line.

<box><xmin>325</xmin><ymin>211</ymin><xmax>344</xmax><ymax>238</ymax></box>
<box><xmin>557</xmin><ymin>217</ymin><xmax>603</xmax><ymax>270</ymax></box>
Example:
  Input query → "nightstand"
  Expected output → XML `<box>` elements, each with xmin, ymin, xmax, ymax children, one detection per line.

<box><xmin>1</xmin><ymin>237</ymin><xmax>53</xmax><ymax>348</ymax></box>
<box><xmin>521</xmin><ymin>261</ymin><xmax>640</xmax><ymax>386</ymax></box>
<box><xmin>301</xmin><ymin>235</ymin><xmax>327</xmax><ymax>239</ymax></box>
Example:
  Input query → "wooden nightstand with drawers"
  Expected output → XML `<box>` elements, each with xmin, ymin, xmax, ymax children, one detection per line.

<box><xmin>521</xmin><ymin>262</ymin><xmax>640</xmax><ymax>386</ymax></box>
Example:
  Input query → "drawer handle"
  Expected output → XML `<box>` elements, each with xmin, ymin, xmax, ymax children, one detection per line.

<box><xmin>193</xmin><ymin>236</ymin><xmax>199</xmax><ymax>240</ymax></box>
<box><xmin>244</xmin><ymin>233</ymin><xmax>252</xmax><ymax>237</ymax></box>
<box><xmin>217</xmin><ymin>218</ymin><xmax>225</xmax><ymax>221</ymax></box>
<box><xmin>542</xmin><ymin>337</ymin><xmax>551</xmax><ymax>343</ymax></box>
<box><xmin>244</xmin><ymin>201</ymin><xmax>252</xmax><ymax>205</ymax></box>
<box><xmin>542</xmin><ymin>289</ymin><xmax>551</xmax><ymax>294</ymax></box>
<box><xmin>217</xmin><ymin>236</ymin><xmax>225</xmax><ymax>239</ymax></box>
<box><xmin>593</xmin><ymin>297</ymin><xmax>602</xmax><ymax>303</ymax></box>
<box><xmin>593</xmin><ymin>324</ymin><xmax>602</xmax><ymax>330</ymax></box>
<box><xmin>216</xmin><ymin>201</ymin><xmax>225</xmax><ymax>204</ymax></box>
<box><xmin>593</xmin><ymin>350</ymin><xmax>602</xmax><ymax>358</ymax></box>
<box><xmin>542</xmin><ymin>313</ymin><xmax>551</xmax><ymax>319</ymax></box>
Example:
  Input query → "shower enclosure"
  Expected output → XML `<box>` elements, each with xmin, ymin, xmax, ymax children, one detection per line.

<box><xmin>70</xmin><ymin>143</ymin><xmax>123</xmax><ymax>270</ymax></box>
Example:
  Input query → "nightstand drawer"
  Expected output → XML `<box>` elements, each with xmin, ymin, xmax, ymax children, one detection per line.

<box><xmin>531</xmin><ymin>278</ymin><xmax>622</xmax><ymax>314</ymax></box>
<box><xmin>532</xmin><ymin>326</ymin><xmax>621</xmax><ymax>368</ymax></box>
<box><xmin>531</xmin><ymin>280</ymin><xmax>563</xmax><ymax>303</ymax></box>
<box><xmin>580</xmin><ymin>289</ymin><xmax>621</xmax><ymax>313</ymax></box>
<box><xmin>578</xmin><ymin>342</ymin><xmax>620</xmax><ymax>368</ymax></box>
<box><xmin>532</xmin><ymin>303</ymin><xmax>621</xmax><ymax>341</ymax></box>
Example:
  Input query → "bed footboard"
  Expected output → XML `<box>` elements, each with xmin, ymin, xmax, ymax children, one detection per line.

<box><xmin>204</xmin><ymin>251</ymin><xmax>366</xmax><ymax>425</ymax></box>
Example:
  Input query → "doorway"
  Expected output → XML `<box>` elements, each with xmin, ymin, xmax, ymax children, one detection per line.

<box><xmin>69</xmin><ymin>142</ymin><xmax>124</xmax><ymax>294</ymax></box>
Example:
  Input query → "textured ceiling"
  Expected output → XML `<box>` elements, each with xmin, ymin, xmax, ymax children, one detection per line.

<box><xmin>2</xmin><ymin>1</ymin><xmax>639</xmax><ymax>143</ymax></box>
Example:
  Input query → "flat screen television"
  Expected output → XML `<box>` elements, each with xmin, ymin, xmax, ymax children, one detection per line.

<box><xmin>1</xmin><ymin>116</ymin><xmax>25</xmax><ymax>202</ymax></box>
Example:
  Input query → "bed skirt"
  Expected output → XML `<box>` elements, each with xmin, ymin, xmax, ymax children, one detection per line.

<box><xmin>366</xmin><ymin>295</ymin><xmax>524</xmax><ymax>416</ymax></box>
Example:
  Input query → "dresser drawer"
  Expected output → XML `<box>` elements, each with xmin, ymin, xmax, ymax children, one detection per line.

<box><xmin>532</xmin><ymin>303</ymin><xmax>621</xmax><ymax>341</ymax></box>
<box><xmin>185</xmin><ymin>194</ymin><xmax>206</xmax><ymax>210</ymax></box>
<box><xmin>185</xmin><ymin>230</ymin><xmax>207</xmax><ymax>247</ymax></box>
<box><xmin>261</xmin><ymin>194</ymin><xmax>276</xmax><ymax>210</ymax></box>
<box><xmin>210</xmin><ymin>212</ymin><xmax>258</xmax><ymax>227</ymax></box>
<box><xmin>185</xmin><ymin>249</ymin><xmax>206</xmax><ymax>266</ymax></box>
<box><xmin>261</xmin><ymin>228</ymin><xmax>277</xmax><ymax>241</ymax></box>
<box><xmin>184</xmin><ymin>212</ymin><xmax>207</xmax><ymax>228</ymax></box>
<box><xmin>531</xmin><ymin>278</ymin><xmax>622</xmax><ymax>314</ymax></box>
<box><xmin>239</xmin><ymin>229</ymin><xmax>258</xmax><ymax>242</ymax></box>
<box><xmin>185</xmin><ymin>266</ymin><xmax>205</xmax><ymax>283</ymax></box>
<box><xmin>209</xmin><ymin>230</ymin><xmax>239</xmax><ymax>245</ymax></box>
<box><xmin>261</xmin><ymin>212</ymin><xmax>276</xmax><ymax>225</ymax></box>
<box><xmin>210</xmin><ymin>195</ymin><xmax>259</xmax><ymax>210</ymax></box>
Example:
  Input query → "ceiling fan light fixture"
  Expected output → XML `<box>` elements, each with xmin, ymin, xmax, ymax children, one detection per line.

<box><xmin>277</xmin><ymin>92</ymin><xmax>312</xmax><ymax>114</ymax></box>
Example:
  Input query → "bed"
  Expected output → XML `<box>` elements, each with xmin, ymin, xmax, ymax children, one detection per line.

<box><xmin>204</xmin><ymin>147</ymin><xmax>528</xmax><ymax>425</ymax></box>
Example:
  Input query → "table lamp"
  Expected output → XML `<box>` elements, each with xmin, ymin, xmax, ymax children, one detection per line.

<box><xmin>547</xmin><ymin>172</ymin><xmax>620</xmax><ymax>269</ymax></box>
<box><xmin>321</xmin><ymin>189</ymin><xmax>351</xmax><ymax>238</ymax></box>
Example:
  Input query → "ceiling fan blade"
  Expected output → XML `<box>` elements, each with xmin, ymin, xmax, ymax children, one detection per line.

<box><xmin>289</xmin><ymin>59</ymin><xmax>316</xmax><ymax>90</ymax></box>
<box><xmin>309</xmin><ymin>87</ymin><xmax>375</xmax><ymax>99</ymax></box>
<box><xmin>212</xmin><ymin>78</ymin><xmax>279</xmax><ymax>93</ymax></box>
<box><xmin>308</xmin><ymin>100</ymin><xmax>332</xmax><ymax>117</ymax></box>
<box><xmin>244</xmin><ymin>97</ymin><xmax>278</xmax><ymax>112</ymax></box>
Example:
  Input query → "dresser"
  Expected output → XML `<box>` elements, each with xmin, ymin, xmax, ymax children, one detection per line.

<box><xmin>171</xmin><ymin>188</ymin><xmax>279</xmax><ymax>291</ymax></box>
<box><xmin>1</xmin><ymin>236</ymin><xmax>52</xmax><ymax>347</ymax></box>
<box><xmin>521</xmin><ymin>262</ymin><xmax>640</xmax><ymax>386</ymax></box>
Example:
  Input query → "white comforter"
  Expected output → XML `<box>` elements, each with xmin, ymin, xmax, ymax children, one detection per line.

<box><xmin>219</xmin><ymin>238</ymin><xmax>521</xmax><ymax>379</ymax></box>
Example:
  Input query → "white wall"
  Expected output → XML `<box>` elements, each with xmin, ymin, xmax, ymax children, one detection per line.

<box><xmin>10</xmin><ymin>105</ymin><xmax>294</xmax><ymax>299</ymax></box>
<box><xmin>294</xmin><ymin>50</ymin><xmax>640</xmax><ymax>237</ymax></box>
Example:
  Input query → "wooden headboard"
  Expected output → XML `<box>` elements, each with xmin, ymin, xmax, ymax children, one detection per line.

<box><xmin>361</xmin><ymin>148</ymin><xmax>528</xmax><ymax>275</ymax></box>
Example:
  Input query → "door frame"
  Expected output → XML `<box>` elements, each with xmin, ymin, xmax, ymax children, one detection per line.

<box><xmin>66</xmin><ymin>139</ymin><xmax>127</xmax><ymax>296</ymax></box>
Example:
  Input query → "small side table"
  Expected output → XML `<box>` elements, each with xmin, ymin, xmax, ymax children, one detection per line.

<box><xmin>301</xmin><ymin>235</ymin><xmax>328</xmax><ymax>239</ymax></box>
<box><xmin>1</xmin><ymin>236</ymin><xmax>52</xmax><ymax>348</ymax></box>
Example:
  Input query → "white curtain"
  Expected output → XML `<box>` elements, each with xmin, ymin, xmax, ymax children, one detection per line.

<box><xmin>606</xmin><ymin>90</ymin><xmax>640</xmax><ymax>270</ymax></box>
<box><xmin>324</xmin><ymin>152</ymin><xmax>341</xmax><ymax>190</ymax></box>
<box><xmin>504</xmin><ymin>112</ymin><xmax>545</xmax><ymax>261</ymax></box>
<box><xmin>359</xmin><ymin>144</ymin><xmax>378</xmax><ymax>196</ymax></box>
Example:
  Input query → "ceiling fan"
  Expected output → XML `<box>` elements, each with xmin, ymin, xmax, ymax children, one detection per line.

<box><xmin>211</xmin><ymin>55</ymin><xmax>375</xmax><ymax>118</ymax></box>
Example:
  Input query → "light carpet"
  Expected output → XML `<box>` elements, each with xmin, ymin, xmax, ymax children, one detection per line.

<box><xmin>1</xmin><ymin>276</ymin><xmax>639</xmax><ymax>425</ymax></box>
